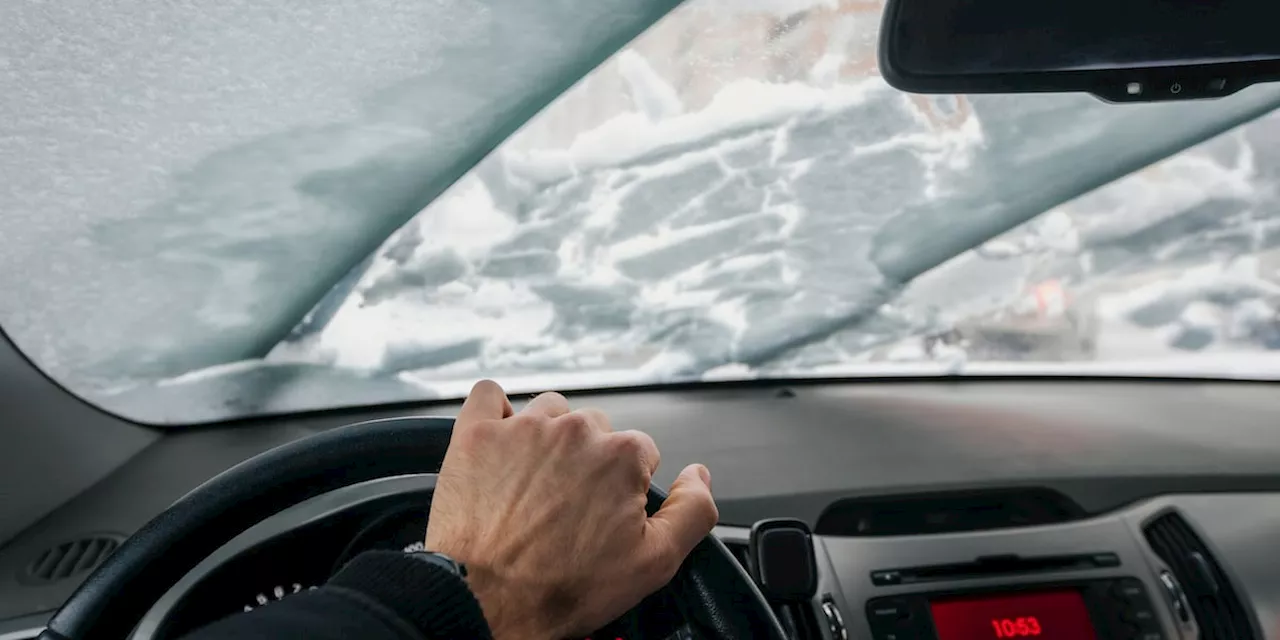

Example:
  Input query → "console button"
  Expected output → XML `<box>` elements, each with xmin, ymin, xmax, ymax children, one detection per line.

<box><xmin>871</xmin><ymin>570</ymin><xmax>902</xmax><ymax>586</ymax></box>
<box><xmin>868</xmin><ymin>599</ymin><xmax>910</xmax><ymax>624</ymax></box>
<box><xmin>1112</xmin><ymin>578</ymin><xmax>1147</xmax><ymax>601</ymax></box>
<box><xmin>1121</xmin><ymin>608</ymin><xmax>1157</xmax><ymax>624</ymax></box>
<box><xmin>867</xmin><ymin>598</ymin><xmax>916</xmax><ymax>640</ymax></box>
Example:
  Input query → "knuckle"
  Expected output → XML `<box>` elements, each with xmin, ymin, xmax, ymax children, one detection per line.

<box><xmin>555</xmin><ymin>411</ymin><xmax>592</xmax><ymax>438</ymax></box>
<box><xmin>604</xmin><ymin>433</ymin><xmax>648</xmax><ymax>470</ymax></box>
<box><xmin>603</xmin><ymin>435</ymin><xmax>652</xmax><ymax>484</ymax></box>
<box><xmin>630</xmin><ymin>429</ymin><xmax>659</xmax><ymax>461</ymax></box>
<box><xmin>510</xmin><ymin>413</ymin><xmax>546</xmax><ymax>431</ymax></box>
<box><xmin>609</xmin><ymin>432</ymin><xmax>645</xmax><ymax>457</ymax></box>
<box><xmin>536</xmin><ymin>391</ymin><xmax>569</xmax><ymax>407</ymax></box>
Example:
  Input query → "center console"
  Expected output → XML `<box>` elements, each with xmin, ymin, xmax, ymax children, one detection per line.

<box><xmin>719</xmin><ymin>492</ymin><xmax>1274</xmax><ymax>640</ymax></box>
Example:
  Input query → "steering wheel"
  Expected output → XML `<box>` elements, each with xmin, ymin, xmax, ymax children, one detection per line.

<box><xmin>35</xmin><ymin>416</ymin><xmax>787</xmax><ymax>640</ymax></box>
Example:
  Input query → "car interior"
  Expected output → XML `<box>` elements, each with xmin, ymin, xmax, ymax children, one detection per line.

<box><xmin>5</xmin><ymin>0</ymin><xmax>1280</xmax><ymax>639</ymax></box>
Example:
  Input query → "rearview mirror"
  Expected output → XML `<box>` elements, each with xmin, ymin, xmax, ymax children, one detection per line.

<box><xmin>878</xmin><ymin>0</ymin><xmax>1280</xmax><ymax>102</ymax></box>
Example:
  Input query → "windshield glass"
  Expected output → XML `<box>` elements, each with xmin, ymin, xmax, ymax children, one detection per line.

<box><xmin>5</xmin><ymin>0</ymin><xmax>1280</xmax><ymax>424</ymax></box>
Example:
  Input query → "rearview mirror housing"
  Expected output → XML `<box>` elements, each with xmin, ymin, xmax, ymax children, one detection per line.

<box><xmin>878</xmin><ymin>0</ymin><xmax>1280</xmax><ymax>103</ymax></box>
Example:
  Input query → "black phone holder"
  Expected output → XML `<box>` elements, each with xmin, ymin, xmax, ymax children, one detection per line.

<box><xmin>748</xmin><ymin>518</ymin><xmax>818</xmax><ymax>603</ymax></box>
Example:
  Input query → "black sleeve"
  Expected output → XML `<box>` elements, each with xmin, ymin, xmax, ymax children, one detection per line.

<box><xmin>180</xmin><ymin>551</ymin><xmax>493</xmax><ymax>640</ymax></box>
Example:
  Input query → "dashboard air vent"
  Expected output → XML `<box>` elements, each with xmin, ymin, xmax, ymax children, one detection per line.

<box><xmin>23</xmin><ymin>536</ymin><xmax>120</xmax><ymax>583</ymax></box>
<box><xmin>1143</xmin><ymin>512</ymin><xmax>1256</xmax><ymax>640</ymax></box>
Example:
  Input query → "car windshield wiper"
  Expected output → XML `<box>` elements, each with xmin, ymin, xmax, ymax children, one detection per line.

<box><xmin>279</xmin><ymin>87</ymin><xmax>1280</xmax><ymax>382</ymax></box>
<box><xmin>676</xmin><ymin>89</ymin><xmax>1280</xmax><ymax>378</ymax></box>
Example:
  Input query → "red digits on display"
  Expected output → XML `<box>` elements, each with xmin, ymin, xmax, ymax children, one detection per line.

<box><xmin>990</xmin><ymin>616</ymin><xmax>1042</xmax><ymax>638</ymax></box>
<box><xmin>930</xmin><ymin>589</ymin><xmax>1096</xmax><ymax>640</ymax></box>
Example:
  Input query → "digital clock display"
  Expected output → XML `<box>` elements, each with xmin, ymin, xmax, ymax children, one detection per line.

<box><xmin>929</xmin><ymin>590</ymin><xmax>1098</xmax><ymax>640</ymax></box>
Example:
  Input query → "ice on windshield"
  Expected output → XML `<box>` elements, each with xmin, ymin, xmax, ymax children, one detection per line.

<box><xmin>8</xmin><ymin>0</ymin><xmax>1280</xmax><ymax>424</ymax></box>
<box><xmin>0</xmin><ymin>0</ymin><xmax>684</xmax><ymax>404</ymax></box>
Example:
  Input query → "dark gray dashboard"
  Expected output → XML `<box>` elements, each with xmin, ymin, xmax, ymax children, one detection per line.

<box><xmin>119</xmin><ymin>480</ymin><xmax>1280</xmax><ymax>640</ymax></box>
<box><xmin>5</xmin><ymin>325</ymin><xmax>1280</xmax><ymax>636</ymax></box>
<box><xmin>14</xmin><ymin>477</ymin><xmax>1280</xmax><ymax>640</ymax></box>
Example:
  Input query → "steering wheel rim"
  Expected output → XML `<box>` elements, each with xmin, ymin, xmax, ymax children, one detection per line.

<box><xmin>37</xmin><ymin>416</ymin><xmax>786</xmax><ymax>640</ymax></box>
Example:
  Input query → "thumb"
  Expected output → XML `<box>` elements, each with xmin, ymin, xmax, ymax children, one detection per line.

<box><xmin>644</xmin><ymin>464</ymin><xmax>719</xmax><ymax>580</ymax></box>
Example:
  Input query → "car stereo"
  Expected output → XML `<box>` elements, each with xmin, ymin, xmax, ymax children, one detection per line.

<box><xmin>866</xmin><ymin>578</ymin><xmax>1162</xmax><ymax>640</ymax></box>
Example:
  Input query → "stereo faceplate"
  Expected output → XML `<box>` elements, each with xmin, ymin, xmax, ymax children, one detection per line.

<box><xmin>866</xmin><ymin>578</ymin><xmax>1162</xmax><ymax>640</ymax></box>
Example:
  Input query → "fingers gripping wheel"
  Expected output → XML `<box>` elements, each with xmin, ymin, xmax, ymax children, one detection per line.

<box><xmin>38</xmin><ymin>417</ymin><xmax>786</xmax><ymax>640</ymax></box>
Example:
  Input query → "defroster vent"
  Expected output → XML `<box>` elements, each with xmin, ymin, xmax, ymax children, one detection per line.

<box><xmin>23</xmin><ymin>536</ymin><xmax>120</xmax><ymax>583</ymax></box>
<box><xmin>1144</xmin><ymin>512</ymin><xmax>1256</xmax><ymax>640</ymax></box>
<box><xmin>814</xmin><ymin>488</ymin><xmax>1085</xmax><ymax>536</ymax></box>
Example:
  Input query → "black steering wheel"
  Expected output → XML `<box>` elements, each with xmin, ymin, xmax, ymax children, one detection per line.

<box><xmin>36</xmin><ymin>416</ymin><xmax>787</xmax><ymax>640</ymax></box>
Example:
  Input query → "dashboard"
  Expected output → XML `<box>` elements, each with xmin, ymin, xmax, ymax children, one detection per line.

<box><xmin>7</xmin><ymin>376</ymin><xmax>1280</xmax><ymax>640</ymax></box>
<box><xmin>120</xmin><ymin>474</ymin><xmax>1279</xmax><ymax>640</ymax></box>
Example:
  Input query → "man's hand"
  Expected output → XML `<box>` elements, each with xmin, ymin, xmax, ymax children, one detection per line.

<box><xmin>425</xmin><ymin>380</ymin><xmax>718</xmax><ymax>640</ymax></box>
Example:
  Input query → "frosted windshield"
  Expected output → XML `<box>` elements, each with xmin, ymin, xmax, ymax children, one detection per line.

<box><xmin>6</xmin><ymin>0</ymin><xmax>1280</xmax><ymax>424</ymax></box>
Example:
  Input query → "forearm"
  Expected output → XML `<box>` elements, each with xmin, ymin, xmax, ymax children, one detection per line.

<box><xmin>181</xmin><ymin>551</ymin><xmax>492</xmax><ymax>640</ymax></box>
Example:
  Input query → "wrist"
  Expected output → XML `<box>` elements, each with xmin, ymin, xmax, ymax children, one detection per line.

<box><xmin>462</xmin><ymin>563</ymin><xmax>560</xmax><ymax>640</ymax></box>
<box><xmin>329</xmin><ymin>551</ymin><xmax>493</xmax><ymax>639</ymax></box>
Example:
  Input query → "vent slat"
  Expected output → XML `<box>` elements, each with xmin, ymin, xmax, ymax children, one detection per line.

<box><xmin>1169</xmin><ymin>524</ymin><xmax>1237</xmax><ymax>638</ymax></box>
<box><xmin>73</xmin><ymin>538</ymin><xmax>103</xmax><ymax>573</ymax></box>
<box><xmin>23</xmin><ymin>536</ymin><xmax>120</xmax><ymax>583</ymax></box>
<box><xmin>52</xmin><ymin>540</ymin><xmax>86</xmax><ymax>578</ymax></box>
<box><xmin>90</xmin><ymin>538</ymin><xmax>115</xmax><ymax>568</ymax></box>
<box><xmin>1170</xmin><ymin>530</ymin><xmax>1232</xmax><ymax>639</ymax></box>
<box><xmin>31</xmin><ymin>548</ymin><xmax>56</xmax><ymax>579</ymax></box>
<box><xmin>1144</xmin><ymin>512</ymin><xmax>1255</xmax><ymax>640</ymax></box>
<box><xmin>1150</xmin><ymin>520</ymin><xmax>1226</xmax><ymax>638</ymax></box>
